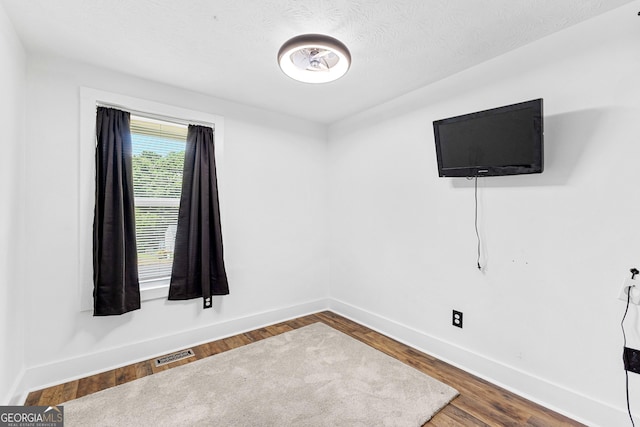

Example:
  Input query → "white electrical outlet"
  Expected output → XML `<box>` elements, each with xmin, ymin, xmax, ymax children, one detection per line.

<box><xmin>619</xmin><ymin>277</ymin><xmax>640</xmax><ymax>305</ymax></box>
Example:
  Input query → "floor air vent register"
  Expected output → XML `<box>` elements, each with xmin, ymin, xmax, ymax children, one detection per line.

<box><xmin>154</xmin><ymin>349</ymin><xmax>195</xmax><ymax>367</ymax></box>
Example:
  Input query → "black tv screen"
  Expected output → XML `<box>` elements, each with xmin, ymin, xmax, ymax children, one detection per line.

<box><xmin>433</xmin><ymin>99</ymin><xmax>543</xmax><ymax>177</ymax></box>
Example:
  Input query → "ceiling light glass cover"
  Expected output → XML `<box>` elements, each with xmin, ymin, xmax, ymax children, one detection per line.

<box><xmin>278</xmin><ymin>34</ymin><xmax>351</xmax><ymax>83</ymax></box>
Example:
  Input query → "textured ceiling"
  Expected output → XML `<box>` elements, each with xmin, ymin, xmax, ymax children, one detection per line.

<box><xmin>1</xmin><ymin>0</ymin><xmax>634</xmax><ymax>123</ymax></box>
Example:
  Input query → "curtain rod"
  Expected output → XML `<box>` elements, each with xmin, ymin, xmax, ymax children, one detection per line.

<box><xmin>95</xmin><ymin>101</ymin><xmax>216</xmax><ymax>130</ymax></box>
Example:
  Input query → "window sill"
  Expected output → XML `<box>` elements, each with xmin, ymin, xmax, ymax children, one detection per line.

<box><xmin>140</xmin><ymin>278</ymin><xmax>170</xmax><ymax>302</ymax></box>
<box><xmin>80</xmin><ymin>281</ymin><xmax>168</xmax><ymax>312</ymax></box>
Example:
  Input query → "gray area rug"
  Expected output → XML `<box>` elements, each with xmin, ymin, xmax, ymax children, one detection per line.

<box><xmin>62</xmin><ymin>322</ymin><xmax>458</xmax><ymax>426</ymax></box>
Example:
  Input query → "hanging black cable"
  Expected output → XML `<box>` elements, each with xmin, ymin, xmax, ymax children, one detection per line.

<box><xmin>621</xmin><ymin>282</ymin><xmax>636</xmax><ymax>427</ymax></box>
<box><xmin>474</xmin><ymin>176</ymin><xmax>481</xmax><ymax>270</ymax></box>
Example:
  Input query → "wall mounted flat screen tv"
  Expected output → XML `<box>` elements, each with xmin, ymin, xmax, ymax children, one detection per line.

<box><xmin>433</xmin><ymin>98</ymin><xmax>543</xmax><ymax>177</ymax></box>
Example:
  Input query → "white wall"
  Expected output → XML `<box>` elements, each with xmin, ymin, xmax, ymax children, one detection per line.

<box><xmin>16</xmin><ymin>55</ymin><xmax>328</xmax><ymax>399</ymax></box>
<box><xmin>328</xmin><ymin>2</ymin><xmax>640</xmax><ymax>426</ymax></box>
<box><xmin>0</xmin><ymin>2</ymin><xmax>26</xmax><ymax>405</ymax></box>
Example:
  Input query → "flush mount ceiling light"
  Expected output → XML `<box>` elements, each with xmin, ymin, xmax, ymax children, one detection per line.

<box><xmin>278</xmin><ymin>34</ymin><xmax>351</xmax><ymax>84</ymax></box>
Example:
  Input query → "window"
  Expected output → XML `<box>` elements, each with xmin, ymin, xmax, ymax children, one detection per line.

<box><xmin>130</xmin><ymin>116</ymin><xmax>187</xmax><ymax>288</ymax></box>
<box><xmin>79</xmin><ymin>88</ymin><xmax>224</xmax><ymax>311</ymax></box>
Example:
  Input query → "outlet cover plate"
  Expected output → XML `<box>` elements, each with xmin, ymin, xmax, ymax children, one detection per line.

<box><xmin>618</xmin><ymin>278</ymin><xmax>640</xmax><ymax>305</ymax></box>
<box><xmin>452</xmin><ymin>310</ymin><xmax>463</xmax><ymax>328</ymax></box>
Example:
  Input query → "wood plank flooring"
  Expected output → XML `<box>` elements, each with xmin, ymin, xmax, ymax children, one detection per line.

<box><xmin>25</xmin><ymin>311</ymin><xmax>584</xmax><ymax>426</ymax></box>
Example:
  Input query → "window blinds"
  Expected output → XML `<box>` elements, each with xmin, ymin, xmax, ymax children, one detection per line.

<box><xmin>130</xmin><ymin>115</ymin><xmax>187</xmax><ymax>283</ymax></box>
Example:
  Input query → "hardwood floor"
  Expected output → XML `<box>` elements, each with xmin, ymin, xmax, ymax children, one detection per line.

<box><xmin>25</xmin><ymin>311</ymin><xmax>584</xmax><ymax>426</ymax></box>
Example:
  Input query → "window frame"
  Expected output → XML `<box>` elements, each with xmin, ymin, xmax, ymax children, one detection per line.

<box><xmin>79</xmin><ymin>88</ymin><xmax>225</xmax><ymax>312</ymax></box>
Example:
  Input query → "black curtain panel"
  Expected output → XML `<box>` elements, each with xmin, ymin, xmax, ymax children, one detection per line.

<box><xmin>93</xmin><ymin>107</ymin><xmax>141</xmax><ymax>316</ymax></box>
<box><xmin>169</xmin><ymin>125</ymin><xmax>229</xmax><ymax>308</ymax></box>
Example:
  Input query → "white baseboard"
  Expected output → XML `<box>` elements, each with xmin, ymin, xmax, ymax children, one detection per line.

<box><xmin>13</xmin><ymin>298</ymin><xmax>329</xmax><ymax>404</ymax></box>
<box><xmin>328</xmin><ymin>298</ymin><xmax>631</xmax><ymax>427</ymax></box>
<box><xmin>4</xmin><ymin>366</ymin><xmax>26</xmax><ymax>406</ymax></box>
